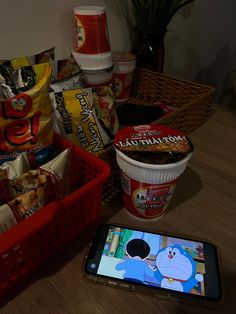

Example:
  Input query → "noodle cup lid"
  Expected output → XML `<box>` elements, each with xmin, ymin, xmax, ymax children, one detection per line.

<box><xmin>114</xmin><ymin>124</ymin><xmax>193</xmax><ymax>155</ymax></box>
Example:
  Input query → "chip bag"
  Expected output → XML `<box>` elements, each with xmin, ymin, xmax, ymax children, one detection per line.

<box><xmin>0</xmin><ymin>63</ymin><xmax>53</xmax><ymax>165</ymax></box>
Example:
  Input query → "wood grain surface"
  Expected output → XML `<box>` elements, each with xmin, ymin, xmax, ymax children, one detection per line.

<box><xmin>0</xmin><ymin>105</ymin><xmax>235</xmax><ymax>314</ymax></box>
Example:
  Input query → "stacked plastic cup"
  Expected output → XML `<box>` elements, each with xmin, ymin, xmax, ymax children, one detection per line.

<box><xmin>72</xmin><ymin>6</ymin><xmax>113</xmax><ymax>87</ymax></box>
<box><xmin>112</xmin><ymin>52</ymin><xmax>136</xmax><ymax>103</ymax></box>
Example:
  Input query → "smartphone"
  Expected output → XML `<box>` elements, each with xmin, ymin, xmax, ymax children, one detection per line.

<box><xmin>84</xmin><ymin>224</ymin><xmax>223</xmax><ymax>306</ymax></box>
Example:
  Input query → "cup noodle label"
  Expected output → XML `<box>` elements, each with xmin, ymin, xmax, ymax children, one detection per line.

<box><xmin>74</xmin><ymin>13</ymin><xmax>110</xmax><ymax>54</ymax></box>
<box><xmin>113</xmin><ymin>72</ymin><xmax>133</xmax><ymax>101</ymax></box>
<box><xmin>121</xmin><ymin>172</ymin><xmax>177</xmax><ymax>219</ymax></box>
<box><xmin>115</xmin><ymin>125</ymin><xmax>192</xmax><ymax>219</ymax></box>
<box><xmin>114</xmin><ymin>124</ymin><xmax>191</xmax><ymax>154</ymax></box>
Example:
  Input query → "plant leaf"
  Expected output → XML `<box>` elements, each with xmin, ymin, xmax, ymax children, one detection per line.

<box><xmin>119</xmin><ymin>0</ymin><xmax>195</xmax><ymax>41</ymax></box>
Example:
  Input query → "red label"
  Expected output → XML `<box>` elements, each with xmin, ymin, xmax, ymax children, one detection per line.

<box><xmin>121</xmin><ymin>172</ymin><xmax>177</xmax><ymax>219</ymax></box>
<box><xmin>113</xmin><ymin>72</ymin><xmax>133</xmax><ymax>101</ymax></box>
<box><xmin>115</xmin><ymin>124</ymin><xmax>191</xmax><ymax>154</ymax></box>
<box><xmin>74</xmin><ymin>13</ymin><xmax>110</xmax><ymax>54</ymax></box>
<box><xmin>2</xmin><ymin>94</ymin><xmax>32</xmax><ymax>119</ymax></box>
<box><xmin>0</xmin><ymin>94</ymin><xmax>40</xmax><ymax>151</ymax></box>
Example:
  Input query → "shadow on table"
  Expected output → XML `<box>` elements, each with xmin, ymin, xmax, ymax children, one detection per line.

<box><xmin>0</xmin><ymin>194</ymin><xmax>123</xmax><ymax>307</ymax></box>
<box><xmin>221</xmin><ymin>271</ymin><xmax>236</xmax><ymax>311</ymax></box>
<box><xmin>0</xmin><ymin>228</ymin><xmax>92</xmax><ymax>307</ymax></box>
<box><xmin>167</xmin><ymin>166</ymin><xmax>202</xmax><ymax>212</ymax></box>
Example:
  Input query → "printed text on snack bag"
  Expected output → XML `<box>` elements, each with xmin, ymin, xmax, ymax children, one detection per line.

<box><xmin>0</xmin><ymin>94</ymin><xmax>40</xmax><ymax>151</ymax></box>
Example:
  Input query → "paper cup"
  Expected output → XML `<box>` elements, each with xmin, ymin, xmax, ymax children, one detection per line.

<box><xmin>83</xmin><ymin>67</ymin><xmax>113</xmax><ymax>87</ymax></box>
<box><xmin>112</xmin><ymin>52</ymin><xmax>136</xmax><ymax>103</ymax></box>
<box><xmin>72</xmin><ymin>50</ymin><xmax>113</xmax><ymax>71</ymax></box>
<box><xmin>73</xmin><ymin>6</ymin><xmax>111</xmax><ymax>54</ymax></box>
<box><xmin>116</xmin><ymin>149</ymin><xmax>192</xmax><ymax>219</ymax></box>
<box><xmin>114</xmin><ymin>124</ymin><xmax>193</xmax><ymax>220</ymax></box>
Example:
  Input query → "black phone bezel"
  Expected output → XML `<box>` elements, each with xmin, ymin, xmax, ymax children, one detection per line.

<box><xmin>84</xmin><ymin>224</ymin><xmax>223</xmax><ymax>302</ymax></box>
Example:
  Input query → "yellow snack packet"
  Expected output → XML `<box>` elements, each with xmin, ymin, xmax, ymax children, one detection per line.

<box><xmin>0</xmin><ymin>63</ymin><xmax>53</xmax><ymax>165</ymax></box>
<box><xmin>63</xmin><ymin>89</ymin><xmax>105</xmax><ymax>154</ymax></box>
<box><xmin>50</xmin><ymin>86</ymin><xmax>119</xmax><ymax>155</ymax></box>
<box><xmin>11</xmin><ymin>56</ymin><xmax>31</xmax><ymax>70</ymax></box>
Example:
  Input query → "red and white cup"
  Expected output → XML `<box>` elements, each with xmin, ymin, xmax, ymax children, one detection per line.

<box><xmin>116</xmin><ymin>149</ymin><xmax>191</xmax><ymax>220</ymax></box>
<box><xmin>83</xmin><ymin>67</ymin><xmax>113</xmax><ymax>87</ymax></box>
<box><xmin>112</xmin><ymin>52</ymin><xmax>136</xmax><ymax>103</ymax></box>
<box><xmin>74</xmin><ymin>6</ymin><xmax>111</xmax><ymax>54</ymax></box>
<box><xmin>114</xmin><ymin>125</ymin><xmax>193</xmax><ymax>220</ymax></box>
<box><xmin>73</xmin><ymin>6</ymin><xmax>113</xmax><ymax>71</ymax></box>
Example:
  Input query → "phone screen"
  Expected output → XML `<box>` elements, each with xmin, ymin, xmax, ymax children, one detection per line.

<box><xmin>85</xmin><ymin>224</ymin><xmax>222</xmax><ymax>301</ymax></box>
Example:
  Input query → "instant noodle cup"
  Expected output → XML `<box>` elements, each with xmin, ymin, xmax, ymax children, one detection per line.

<box><xmin>72</xmin><ymin>50</ymin><xmax>113</xmax><ymax>71</ymax></box>
<box><xmin>114</xmin><ymin>124</ymin><xmax>193</xmax><ymax>220</ymax></box>
<box><xmin>112</xmin><ymin>52</ymin><xmax>136</xmax><ymax>103</ymax></box>
<box><xmin>73</xmin><ymin>6</ymin><xmax>113</xmax><ymax>71</ymax></box>
<box><xmin>83</xmin><ymin>67</ymin><xmax>113</xmax><ymax>87</ymax></box>
<box><xmin>73</xmin><ymin>6</ymin><xmax>111</xmax><ymax>55</ymax></box>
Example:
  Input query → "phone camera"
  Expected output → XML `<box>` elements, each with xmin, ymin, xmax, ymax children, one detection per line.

<box><xmin>90</xmin><ymin>263</ymin><xmax>96</xmax><ymax>269</ymax></box>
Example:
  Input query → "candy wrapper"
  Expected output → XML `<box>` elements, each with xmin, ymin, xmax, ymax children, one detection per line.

<box><xmin>0</xmin><ymin>148</ymin><xmax>71</xmax><ymax>234</ymax></box>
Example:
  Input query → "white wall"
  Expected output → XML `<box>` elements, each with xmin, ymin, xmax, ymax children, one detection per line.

<box><xmin>165</xmin><ymin>0</ymin><xmax>236</xmax><ymax>99</ymax></box>
<box><xmin>1</xmin><ymin>0</ymin><xmax>235</xmax><ymax>98</ymax></box>
<box><xmin>0</xmin><ymin>0</ymin><xmax>129</xmax><ymax>59</ymax></box>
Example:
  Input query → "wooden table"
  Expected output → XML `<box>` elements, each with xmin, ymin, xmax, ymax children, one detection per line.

<box><xmin>0</xmin><ymin>106</ymin><xmax>235</xmax><ymax>314</ymax></box>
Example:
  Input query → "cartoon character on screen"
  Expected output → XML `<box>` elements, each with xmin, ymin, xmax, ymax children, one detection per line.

<box><xmin>115</xmin><ymin>239</ymin><xmax>155</xmax><ymax>283</ymax></box>
<box><xmin>154</xmin><ymin>245</ymin><xmax>203</xmax><ymax>292</ymax></box>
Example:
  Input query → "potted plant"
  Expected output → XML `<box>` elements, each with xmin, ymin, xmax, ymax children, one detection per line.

<box><xmin>118</xmin><ymin>0</ymin><xmax>195</xmax><ymax>72</ymax></box>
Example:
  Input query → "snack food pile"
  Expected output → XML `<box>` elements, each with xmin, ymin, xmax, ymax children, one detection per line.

<box><xmin>0</xmin><ymin>148</ymin><xmax>71</xmax><ymax>234</ymax></box>
<box><xmin>0</xmin><ymin>43</ymin><xmax>120</xmax><ymax>234</ymax></box>
<box><xmin>0</xmin><ymin>5</ymin><xmax>188</xmax><ymax>234</ymax></box>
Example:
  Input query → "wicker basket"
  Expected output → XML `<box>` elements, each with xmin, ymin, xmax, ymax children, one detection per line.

<box><xmin>102</xmin><ymin>67</ymin><xmax>215</xmax><ymax>200</ymax></box>
<box><xmin>126</xmin><ymin>67</ymin><xmax>215</xmax><ymax>134</ymax></box>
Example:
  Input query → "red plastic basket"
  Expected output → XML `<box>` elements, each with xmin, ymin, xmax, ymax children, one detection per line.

<box><xmin>0</xmin><ymin>134</ymin><xmax>110</xmax><ymax>298</ymax></box>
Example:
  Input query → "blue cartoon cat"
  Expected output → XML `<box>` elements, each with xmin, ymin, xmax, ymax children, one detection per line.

<box><xmin>154</xmin><ymin>244</ymin><xmax>203</xmax><ymax>292</ymax></box>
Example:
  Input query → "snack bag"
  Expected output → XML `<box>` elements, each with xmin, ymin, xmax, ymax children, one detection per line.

<box><xmin>13</xmin><ymin>65</ymin><xmax>36</xmax><ymax>93</ymax></box>
<box><xmin>50</xmin><ymin>86</ymin><xmax>119</xmax><ymax>155</ymax></box>
<box><xmin>92</xmin><ymin>85</ymin><xmax>119</xmax><ymax>139</ymax></box>
<box><xmin>0</xmin><ymin>63</ymin><xmax>53</xmax><ymax>166</ymax></box>
<box><xmin>34</xmin><ymin>47</ymin><xmax>55</xmax><ymax>65</ymax></box>
<box><xmin>34</xmin><ymin>47</ymin><xmax>56</xmax><ymax>80</ymax></box>
<box><xmin>0</xmin><ymin>152</ymin><xmax>33</xmax><ymax>205</ymax></box>
<box><xmin>0</xmin><ymin>148</ymin><xmax>71</xmax><ymax>234</ymax></box>
<box><xmin>0</xmin><ymin>60</ymin><xmax>16</xmax><ymax>95</ymax></box>
<box><xmin>50</xmin><ymin>55</ymin><xmax>87</xmax><ymax>93</ymax></box>
<box><xmin>0</xmin><ymin>48</ymin><xmax>55</xmax><ymax>97</ymax></box>
<box><xmin>62</xmin><ymin>88</ymin><xmax>105</xmax><ymax>154</ymax></box>
<box><xmin>56</xmin><ymin>54</ymin><xmax>83</xmax><ymax>81</ymax></box>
